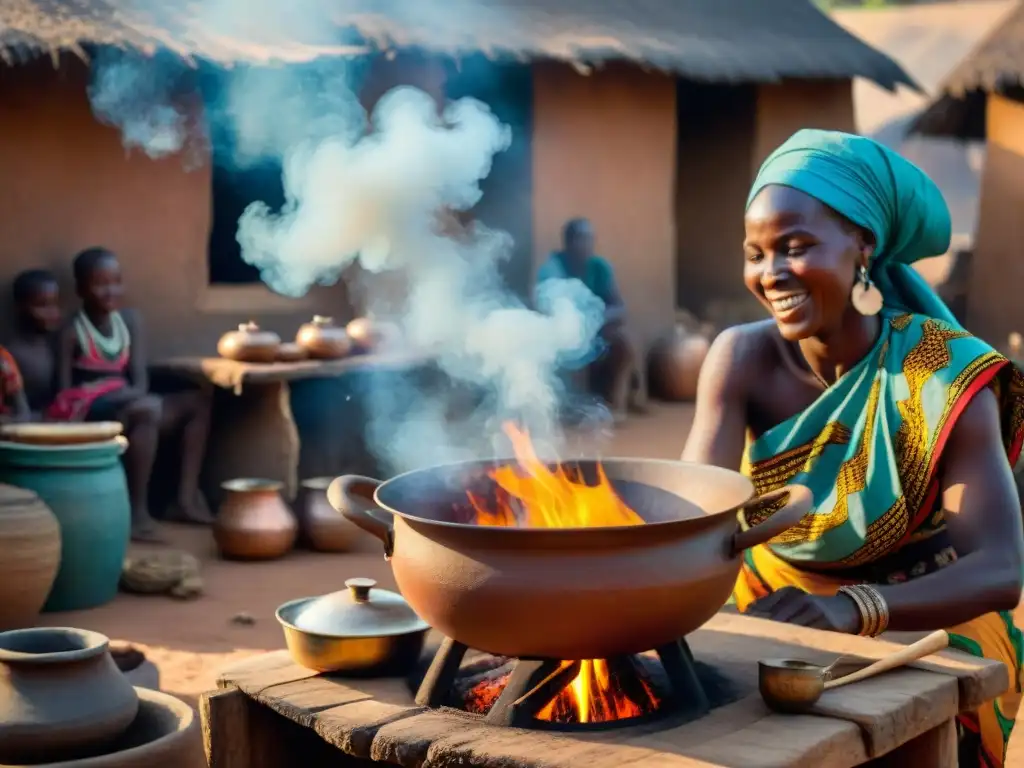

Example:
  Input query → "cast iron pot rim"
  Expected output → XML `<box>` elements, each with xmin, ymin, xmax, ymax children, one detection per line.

<box><xmin>0</xmin><ymin>627</ymin><xmax>110</xmax><ymax>664</ymax></box>
<box><xmin>275</xmin><ymin>596</ymin><xmax>430</xmax><ymax>638</ymax></box>
<box><xmin>371</xmin><ymin>456</ymin><xmax>757</xmax><ymax>534</ymax></box>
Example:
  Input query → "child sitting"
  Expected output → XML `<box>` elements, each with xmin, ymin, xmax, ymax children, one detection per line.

<box><xmin>7</xmin><ymin>269</ymin><xmax>62</xmax><ymax>418</ymax></box>
<box><xmin>52</xmin><ymin>247</ymin><xmax>213</xmax><ymax>542</ymax></box>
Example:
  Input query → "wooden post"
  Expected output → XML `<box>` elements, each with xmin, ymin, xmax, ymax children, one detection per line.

<box><xmin>868</xmin><ymin>718</ymin><xmax>958</xmax><ymax>768</ymax></box>
<box><xmin>201</xmin><ymin>687</ymin><xmax>295</xmax><ymax>768</ymax></box>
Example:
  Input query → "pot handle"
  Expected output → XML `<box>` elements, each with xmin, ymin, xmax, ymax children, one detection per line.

<box><xmin>731</xmin><ymin>484</ymin><xmax>813</xmax><ymax>556</ymax></box>
<box><xmin>326</xmin><ymin>475</ymin><xmax>395</xmax><ymax>558</ymax></box>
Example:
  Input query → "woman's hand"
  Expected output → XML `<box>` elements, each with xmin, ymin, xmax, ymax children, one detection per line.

<box><xmin>747</xmin><ymin>587</ymin><xmax>862</xmax><ymax>634</ymax></box>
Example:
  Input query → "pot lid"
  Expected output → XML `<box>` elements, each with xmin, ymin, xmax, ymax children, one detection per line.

<box><xmin>288</xmin><ymin>578</ymin><xmax>428</xmax><ymax>637</ymax></box>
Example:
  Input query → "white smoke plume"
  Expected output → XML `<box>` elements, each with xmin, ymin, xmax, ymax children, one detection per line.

<box><xmin>85</xmin><ymin>17</ymin><xmax>607</xmax><ymax>472</ymax></box>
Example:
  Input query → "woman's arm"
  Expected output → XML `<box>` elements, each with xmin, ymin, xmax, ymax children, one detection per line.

<box><xmin>681</xmin><ymin>326</ymin><xmax>751</xmax><ymax>470</ymax></box>
<box><xmin>874</xmin><ymin>387</ymin><xmax>1024</xmax><ymax>630</ymax></box>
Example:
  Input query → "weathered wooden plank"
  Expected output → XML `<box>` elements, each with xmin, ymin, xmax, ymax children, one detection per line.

<box><xmin>315</xmin><ymin>699</ymin><xmax>427</xmax><ymax>759</ymax></box>
<box><xmin>201</xmin><ymin>687</ymin><xmax>296</xmax><ymax>768</ymax></box>
<box><xmin>700</xmin><ymin>613</ymin><xmax>1005</xmax><ymax>711</ymax></box>
<box><xmin>207</xmin><ymin>614</ymin><xmax>1002</xmax><ymax>768</ymax></box>
<box><xmin>217</xmin><ymin>650</ymin><xmax>318</xmax><ymax>693</ymax></box>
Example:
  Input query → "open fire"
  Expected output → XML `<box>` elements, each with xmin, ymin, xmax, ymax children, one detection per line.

<box><xmin>462</xmin><ymin>423</ymin><xmax>659</xmax><ymax>724</ymax></box>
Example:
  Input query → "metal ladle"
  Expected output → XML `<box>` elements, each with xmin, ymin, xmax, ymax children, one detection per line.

<box><xmin>758</xmin><ymin>629</ymin><xmax>949</xmax><ymax>713</ymax></box>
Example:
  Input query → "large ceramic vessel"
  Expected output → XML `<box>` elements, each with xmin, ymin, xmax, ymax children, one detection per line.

<box><xmin>298</xmin><ymin>477</ymin><xmax>365</xmax><ymax>552</ymax></box>
<box><xmin>0</xmin><ymin>627</ymin><xmax>139</xmax><ymax>763</ymax></box>
<box><xmin>0</xmin><ymin>483</ymin><xmax>60</xmax><ymax>629</ymax></box>
<box><xmin>647</xmin><ymin>323</ymin><xmax>713</xmax><ymax>402</ymax></box>
<box><xmin>0</xmin><ymin>438</ymin><xmax>130</xmax><ymax>611</ymax></box>
<box><xmin>4</xmin><ymin>689</ymin><xmax>204</xmax><ymax>768</ymax></box>
<box><xmin>214</xmin><ymin>479</ymin><xmax>297</xmax><ymax>560</ymax></box>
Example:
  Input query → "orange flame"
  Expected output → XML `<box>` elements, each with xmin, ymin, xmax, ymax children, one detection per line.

<box><xmin>467</xmin><ymin>422</ymin><xmax>643</xmax><ymax>528</ymax></box>
<box><xmin>465</xmin><ymin>423</ymin><xmax>656</xmax><ymax>723</ymax></box>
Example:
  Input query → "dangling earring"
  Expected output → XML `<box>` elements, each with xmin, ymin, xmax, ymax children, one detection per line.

<box><xmin>851</xmin><ymin>264</ymin><xmax>883</xmax><ymax>316</ymax></box>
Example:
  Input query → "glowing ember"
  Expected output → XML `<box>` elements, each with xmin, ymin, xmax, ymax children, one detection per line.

<box><xmin>464</xmin><ymin>423</ymin><xmax>658</xmax><ymax>724</ymax></box>
<box><xmin>467</xmin><ymin>423</ymin><xmax>643</xmax><ymax>528</ymax></box>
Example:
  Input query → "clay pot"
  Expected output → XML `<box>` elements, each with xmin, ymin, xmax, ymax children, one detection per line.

<box><xmin>0</xmin><ymin>627</ymin><xmax>139</xmax><ymax>763</ymax></box>
<box><xmin>3</xmin><ymin>688</ymin><xmax>205</xmax><ymax>768</ymax></box>
<box><xmin>296</xmin><ymin>316</ymin><xmax>352</xmax><ymax>360</ymax></box>
<box><xmin>275</xmin><ymin>342</ymin><xmax>308</xmax><ymax>363</ymax></box>
<box><xmin>329</xmin><ymin>461</ymin><xmax>811</xmax><ymax>660</ymax></box>
<box><xmin>0</xmin><ymin>484</ymin><xmax>60</xmax><ymax>630</ymax></box>
<box><xmin>298</xmin><ymin>477</ymin><xmax>366</xmax><ymax>552</ymax></box>
<box><xmin>345</xmin><ymin>317</ymin><xmax>385</xmax><ymax>353</ymax></box>
<box><xmin>647</xmin><ymin>323</ymin><xmax>713</xmax><ymax>402</ymax></box>
<box><xmin>216</xmin><ymin>323</ymin><xmax>281</xmax><ymax>363</ymax></box>
<box><xmin>214</xmin><ymin>479</ymin><xmax>297</xmax><ymax>561</ymax></box>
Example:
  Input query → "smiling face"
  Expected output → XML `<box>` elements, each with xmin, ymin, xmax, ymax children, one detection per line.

<box><xmin>78</xmin><ymin>253</ymin><xmax>124</xmax><ymax>315</ymax></box>
<box><xmin>743</xmin><ymin>185</ymin><xmax>873</xmax><ymax>341</ymax></box>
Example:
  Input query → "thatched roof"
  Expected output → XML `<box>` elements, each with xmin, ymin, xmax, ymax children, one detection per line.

<box><xmin>911</xmin><ymin>0</ymin><xmax>1024</xmax><ymax>139</ymax></box>
<box><xmin>0</xmin><ymin>0</ymin><xmax>915</xmax><ymax>89</ymax></box>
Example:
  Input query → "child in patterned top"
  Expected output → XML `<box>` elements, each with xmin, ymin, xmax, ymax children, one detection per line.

<box><xmin>54</xmin><ymin>247</ymin><xmax>213</xmax><ymax>542</ymax></box>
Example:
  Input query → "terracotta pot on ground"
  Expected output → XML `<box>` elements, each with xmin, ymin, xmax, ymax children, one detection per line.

<box><xmin>2</xmin><ymin>688</ymin><xmax>204</xmax><ymax>768</ymax></box>
<box><xmin>647</xmin><ymin>322</ymin><xmax>713</xmax><ymax>402</ymax></box>
<box><xmin>0</xmin><ymin>627</ymin><xmax>139</xmax><ymax>764</ymax></box>
<box><xmin>297</xmin><ymin>477</ymin><xmax>367</xmax><ymax>552</ymax></box>
<box><xmin>0</xmin><ymin>483</ymin><xmax>60</xmax><ymax>630</ymax></box>
<box><xmin>214</xmin><ymin>479</ymin><xmax>297</xmax><ymax>561</ymax></box>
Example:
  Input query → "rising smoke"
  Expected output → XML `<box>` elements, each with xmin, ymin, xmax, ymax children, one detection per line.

<box><xmin>86</xmin><ymin>34</ymin><xmax>606</xmax><ymax>472</ymax></box>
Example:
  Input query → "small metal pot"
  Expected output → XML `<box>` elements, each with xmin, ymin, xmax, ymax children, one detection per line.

<box><xmin>276</xmin><ymin>578</ymin><xmax>428</xmax><ymax>675</ymax></box>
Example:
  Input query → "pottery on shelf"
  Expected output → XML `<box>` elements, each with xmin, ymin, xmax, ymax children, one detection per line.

<box><xmin>275</xmin><ymin>342</ymin><xmax>308</xmax><ymax>363</ymax></box>
<box><xmin>295</xmin><ymin>316</ymin><xmax>352</xmax><ymax>360</ymax></box>
<box><xmin>0</xmin><ymin>484</ymin><xmax>60</xmax><ymax>630</ymax></box>
<box><xmin>214</xmin><ymin>479</ymin><xmax>297</xmax><ymax>561</ymax></box>
<box><xmin>345</xmin><ymin>316</ymin><xmax>385</xmax><ymax>353</ymax></box>
<box><xmin>1</xmin><ymin>688</ymin><xmax>204</xmax><ymax>768</ymax></box>
<box><xmin>0</xmin><ymin>627</ymin><xmax>139</xmax><ymax>764</ymax></box>
<box><xmin>0</xmin><ymin>438</ymin><xmax>130</xmax><ymax>612</ymax></box>
<box><xmin>216</xmin><ymin>322</ymin><xmax>281</xmax><ymax>363</ymax></box>
<box><xmin>298</xmin><ymin>477</ymin><xmax>366</xmax><ymax>553</ymax></box>
<box><xmin>647</xmin><ymin>321</ymin><xmax>714</xmax><ymax>402</ymax></box>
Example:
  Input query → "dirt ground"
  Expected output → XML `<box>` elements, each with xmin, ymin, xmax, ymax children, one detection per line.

<box><xmin>31</xmin><ymin>402</ymin><xmax>1024</xmax><ymax>760</ymax></box>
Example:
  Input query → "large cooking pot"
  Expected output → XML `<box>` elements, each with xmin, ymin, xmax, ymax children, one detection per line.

<box><xmin>327</xmin><ymin>459</ymin><xmax>810</xmax><ymax>660</ymax></box>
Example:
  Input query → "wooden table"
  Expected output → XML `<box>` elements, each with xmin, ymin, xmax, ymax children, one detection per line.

<box><xmin>153</xmin><ymin>352</ymin><xmax>436</xmax><ymax>505</ymax></box>
<box><xmin>201</xmin><ymin>613</ymin><xmax>1007</xmax><ymax>768</ymax></box>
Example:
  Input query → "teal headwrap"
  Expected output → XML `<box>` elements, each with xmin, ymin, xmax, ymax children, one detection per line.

<box><xmin>747</xmin><ymin>129</ymin><xmax>957</xmax><ymax>325</ymax></box>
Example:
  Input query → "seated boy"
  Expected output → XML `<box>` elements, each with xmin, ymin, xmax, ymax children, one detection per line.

<box><xmin>7</xmin><ymin>269</ymin><xmax>62</xmax><ymax>418</ymax></box>
<box><xmin>52</xmin><ymin>247</ymin><xmax>213</xmax><ymax>542</ymax></box>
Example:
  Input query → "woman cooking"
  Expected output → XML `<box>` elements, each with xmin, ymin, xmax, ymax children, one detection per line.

<box><xmin>682</xmin><ymin>129</ymin><xmax>1024</xmax><ymax>766</ymax></box>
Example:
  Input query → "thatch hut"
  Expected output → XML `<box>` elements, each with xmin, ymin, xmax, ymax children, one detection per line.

<box><xmin>912</xmin><ymin>0</ymin><xmax>1024</xmax><ymax>345</ymax></box>
<box><xmin>0</xmin><ymin>0</ymin><xmax>912</xmax><ymax>357</ymax></box>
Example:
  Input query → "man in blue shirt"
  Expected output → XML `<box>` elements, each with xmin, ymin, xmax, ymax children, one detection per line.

<box><xmin>536</xmin><ymin>218</ymin><xmax>641</xmax><ymax>421</ymax></box>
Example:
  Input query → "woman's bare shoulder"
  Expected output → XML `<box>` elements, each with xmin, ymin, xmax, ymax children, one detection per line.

<box><xmin>701</xmin><ymin>319</ymin><xmax>780</xmax><ymax>400</ymax></box>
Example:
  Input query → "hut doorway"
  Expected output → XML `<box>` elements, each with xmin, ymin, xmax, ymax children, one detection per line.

<box><xmin>674</xmin><ymin>80</ymin><xmax>759</xmax><ymax>326</ymax></box>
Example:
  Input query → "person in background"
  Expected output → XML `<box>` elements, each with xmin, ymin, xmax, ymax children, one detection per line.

<box><xmin>7</xmin><ymin>269</ymin><xmax>62</xmax><ymax>419</ymax></box>
<box><xmin>682</xmin><ymin>129</ymin><xmax>1024</xmax><ymax>766</ymax></box>
<box><xmin>536</xmin><ymin>218</ymin><xmax>644</xmax><ymax>422</ymax></box>
<box><xmin>52</xmin><ymin>247</ymin><xmax>213</xmax><ymax>542</ymax></box>
<box><xmin>0</xmin><ymin>343</ymin><xmax>29</xmax><ymax>423</ymax></box>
